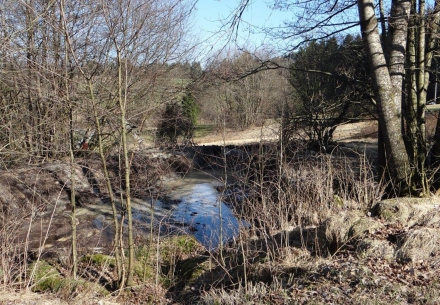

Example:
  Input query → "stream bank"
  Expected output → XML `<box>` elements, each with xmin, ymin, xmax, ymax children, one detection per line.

<box><xmin>0</xmin><ymin>146</ymin><xmax>249</xmax><ymax>256</ymax></box>
<box><xmin>3</xmin><ymin>139</ymin><xmax>440</xmax><ymax>304</ymax></box>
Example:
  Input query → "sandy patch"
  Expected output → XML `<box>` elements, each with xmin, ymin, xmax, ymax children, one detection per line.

<box><xmin>194</xmin><ymin>121</ymin><xmax>378</xmax><ymax>146</ymax></box>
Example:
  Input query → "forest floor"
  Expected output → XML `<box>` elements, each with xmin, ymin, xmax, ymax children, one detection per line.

<box><xmin>3</xmin><ymin>120</ymin><xmax>440</xmax><ymax>304</ymax></box>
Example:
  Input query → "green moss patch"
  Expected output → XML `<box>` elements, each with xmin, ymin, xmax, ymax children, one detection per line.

<box><xmin>58</xmin><ymin>278</ymin><xmax>110</xmax><ymax>299</ymax></box>
<box><xmin>30</xmin><ymin>260</ymin><xmax>62</xmax><ymax>293</ymax></box>
<box><xmin>81</xmin><ymin>253</ymin><xmax>116</xmax><ymax>268</ymax></box>
<box><xmin>176</xmin><ymin>256</ymin><xmax>210</xmax><ymax>283</ymax></box>
<box><xmin>159</xmin><ymin>235</ymin><xmax>203</xmax><ymax>263</ymax></box>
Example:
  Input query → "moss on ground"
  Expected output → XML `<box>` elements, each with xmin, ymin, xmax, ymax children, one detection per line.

<box><xmin>81</xmin><ymin>253</ymin><xmax>116</xmax><ymax>268</ymax></box>
<box><xmin>163</xmin><ymin>235</ymin><xmax>201</xmax><ymax>257</ymax></box>
<box><xmin>30</xmin><ymin>260</ymin><xmax>62</xmax><ymax>293</ymax></box>
<box><xmin>176</xmin><ymin>256</ymin><xmax>210</xmax><ymax>283</ymax></box>
<box><xmin>30</xmin><ymin>259</ymin><xmax>111</xmax><ymax>297</ymax></box>
<box><xmin>58</xmin><ymin>278</ymin><xmax>110</xmax><ymax>298</ymax></box>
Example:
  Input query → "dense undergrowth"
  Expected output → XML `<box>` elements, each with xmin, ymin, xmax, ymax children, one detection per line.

<box><xmin>1</xmin><ymin>141</ymin><xmax>440</xmax><ymax>304</ymax></box>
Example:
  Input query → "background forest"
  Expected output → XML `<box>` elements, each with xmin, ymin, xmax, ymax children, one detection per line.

<box><xmin>0</xmin><ymin>0</ymin><xmax>380</xmax><ymax>165</ymax></box>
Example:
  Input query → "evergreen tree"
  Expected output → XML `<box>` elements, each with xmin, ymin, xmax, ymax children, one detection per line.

<box><xmin>287</xmin><ymin>35</ymin><xmax>372</xmax><ymax>150</ymax></box>
<box><xmin>157</xmin><ymin>92</ymin><xmax>198</xmax><ymax>145</ymax></box>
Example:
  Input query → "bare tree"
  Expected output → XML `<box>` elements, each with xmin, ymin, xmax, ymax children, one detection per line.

<box><xmin>60</xmin><ymin>0</ymin><xmax>196</xmax><ymax>287</ymax></box>
<box><xmin>201</xmin><ymin>50</ymin><xmax>288</xmax><ymax>129</ymax></box>
<box><xmin>230</xmin><ymin>0</ymin><xmax>440</xmax><ymax>195</ymax></box>
<box><xmin>98</xmin><ymin>0</ymin><xmax>196</xmax><ymax>286</ymax></box>
<box><xmin>0</xmin><ymin>0</ymin><xmax>71</xmax><ymax>163</ymax></box>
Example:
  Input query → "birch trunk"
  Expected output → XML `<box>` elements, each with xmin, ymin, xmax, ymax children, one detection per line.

<box><xmin>358</xmin><ymin>0</ymin><xmax>411</xmax><ymax>193</ymax></box>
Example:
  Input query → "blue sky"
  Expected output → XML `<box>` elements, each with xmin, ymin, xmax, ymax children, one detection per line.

<box><xmin>195</xmin><ymin>0</ymin><xmax>287</xmax><ymax>38</ymax></box>
<box><xmin>192</xmin><ymin>0</ymin><xmax>362</xmax><ymax>62</ymax></box>
<box><xmin>193</xmin><ymin>0</ymin><xmax>294</xmax><ymax>59</ymax></box>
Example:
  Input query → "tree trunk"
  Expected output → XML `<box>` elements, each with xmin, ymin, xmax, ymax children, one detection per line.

<box><xmin>415</xmin><ymin>0</ymin><xmax>428</xmax><ymax>194</ymax></box>
<box><xmin>424</xmin><ymin>1</ymin><xmax>440</xmax><ymax>189</ymax></box>
<box><xmin>116</xmin><ymin>48</ymin><xmax>135</xmax><ymax>286</ymax></box>
<box><xmin>88</xmin><ymin>79</ymin><xmax>124</xmax><ymax>286</ymax></box>
<box><xmin>357</xmin><ymin>0</ymin><xmax>411</xmax><ymax>194</ymax></box>
<box><xmin>59</xmin><ymin>0</ymin><xmax>125</xmax><ymax>284</ymax></box>
<box><xmin>69</xmin><ymin>105</ymin><xmax>77</xmax><ymax>279</ymax></box>
<box><xmin>389</xmin><ymin>0</ymin><xmax>411</xmax><ymax>112</ymax></box>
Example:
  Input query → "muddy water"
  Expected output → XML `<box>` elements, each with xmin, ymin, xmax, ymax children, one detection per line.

<box><xmin>158</xmin><ymin>171</ymin><xmax>246</xmax><ymax>250</ymax></box>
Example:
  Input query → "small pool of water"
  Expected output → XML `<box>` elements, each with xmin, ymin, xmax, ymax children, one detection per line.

<box><xmin>160</xmin><ymin>171</ymin><xmax>246</xmax><ymax>250</ymax></box>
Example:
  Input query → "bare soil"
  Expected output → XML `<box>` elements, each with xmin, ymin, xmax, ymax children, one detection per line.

<box><xmin>195</xmin><ymin>121</ymin><xmax>378</xmax><ymax>146</ymax></box>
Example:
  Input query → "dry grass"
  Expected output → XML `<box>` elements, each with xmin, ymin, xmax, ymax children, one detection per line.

<box><xmin>3</xmin><ymin>121</ymin><xmax>440</xmax><ymax>304</ymax></box>
<box><xmin>321</xmin><ymin>210</ymin><xmax>364</xmax><ymax>248</ymax></box>
<box><xmin>396</xmin><ymin>228</ymin><xmax>440</xmax><ymax>262</ymax></box>
<box><xmin>198</xmin><ymin>282</ymin><xmax>286</xmax><ymax>305</ymax></box>
<box><xmin>373</xmin><ymin>197</ymin><xmax>440</xmax><ymax>227</ymax></box>
<box><xmin>356</xmin><ymin>238</ymin><xmax>395</xmax><ymax>260</ymax></box>
<box><xmin>185</xmin><ymin>136</ymin><xmax>440</xmax><ymax>305</ymax></box>
<box><xmin>0</xmin><ymin>215</ymin><xmax>29</xmax><ymax>291</ymax></box>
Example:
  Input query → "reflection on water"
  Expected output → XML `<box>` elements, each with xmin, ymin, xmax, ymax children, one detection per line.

<box><xmin>162</xmin><ymin>171</ymin><xmax>246</xmax><ymax>250</ymax></box>
<box><xmin>170</xmin><ymin>183</ymin><xmax>244</xmax><ymax>250</ymax></box>
<box><xmin>91</xmin><ymin>171</ymin><xmax>246</xmax><ymax>250</ymax></box>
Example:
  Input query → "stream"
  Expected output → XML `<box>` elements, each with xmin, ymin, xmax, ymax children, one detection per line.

<box><xmin>154</xmin><ymin>171</ymin><xmax>246</xmax><ymax>250</ymax></box>
<box><xmin>90</xmin><ymin>170</ymin><xmax>246</xmax><ymax>250</ymax></box>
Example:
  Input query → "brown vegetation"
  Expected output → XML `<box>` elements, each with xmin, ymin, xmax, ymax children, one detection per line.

<box><xmin>2</xmin><ymin>119</ymin><xmax>440</xmax><ymax>305</ymax></box>
<box><xmin>2</xmin><ymin>122</ymin><xmax>440</xmax><ymax>304</ymax></box>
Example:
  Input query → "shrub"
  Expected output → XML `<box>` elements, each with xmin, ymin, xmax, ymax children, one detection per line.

<box><xmin>156</xmin><ymin>101</ymin><xmax>195</xmax><ymax>146</ymax></box>
<box><xmin>181</xmin><ymin>92</ymin><xmax>199</xmax><ymax>126</ymax></box>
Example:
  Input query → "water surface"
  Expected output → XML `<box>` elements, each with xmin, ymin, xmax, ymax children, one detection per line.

<box><xmin>161</xmin><ymin>171</ymin><xmax>245</xmax><ymax>250</ymax></box>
